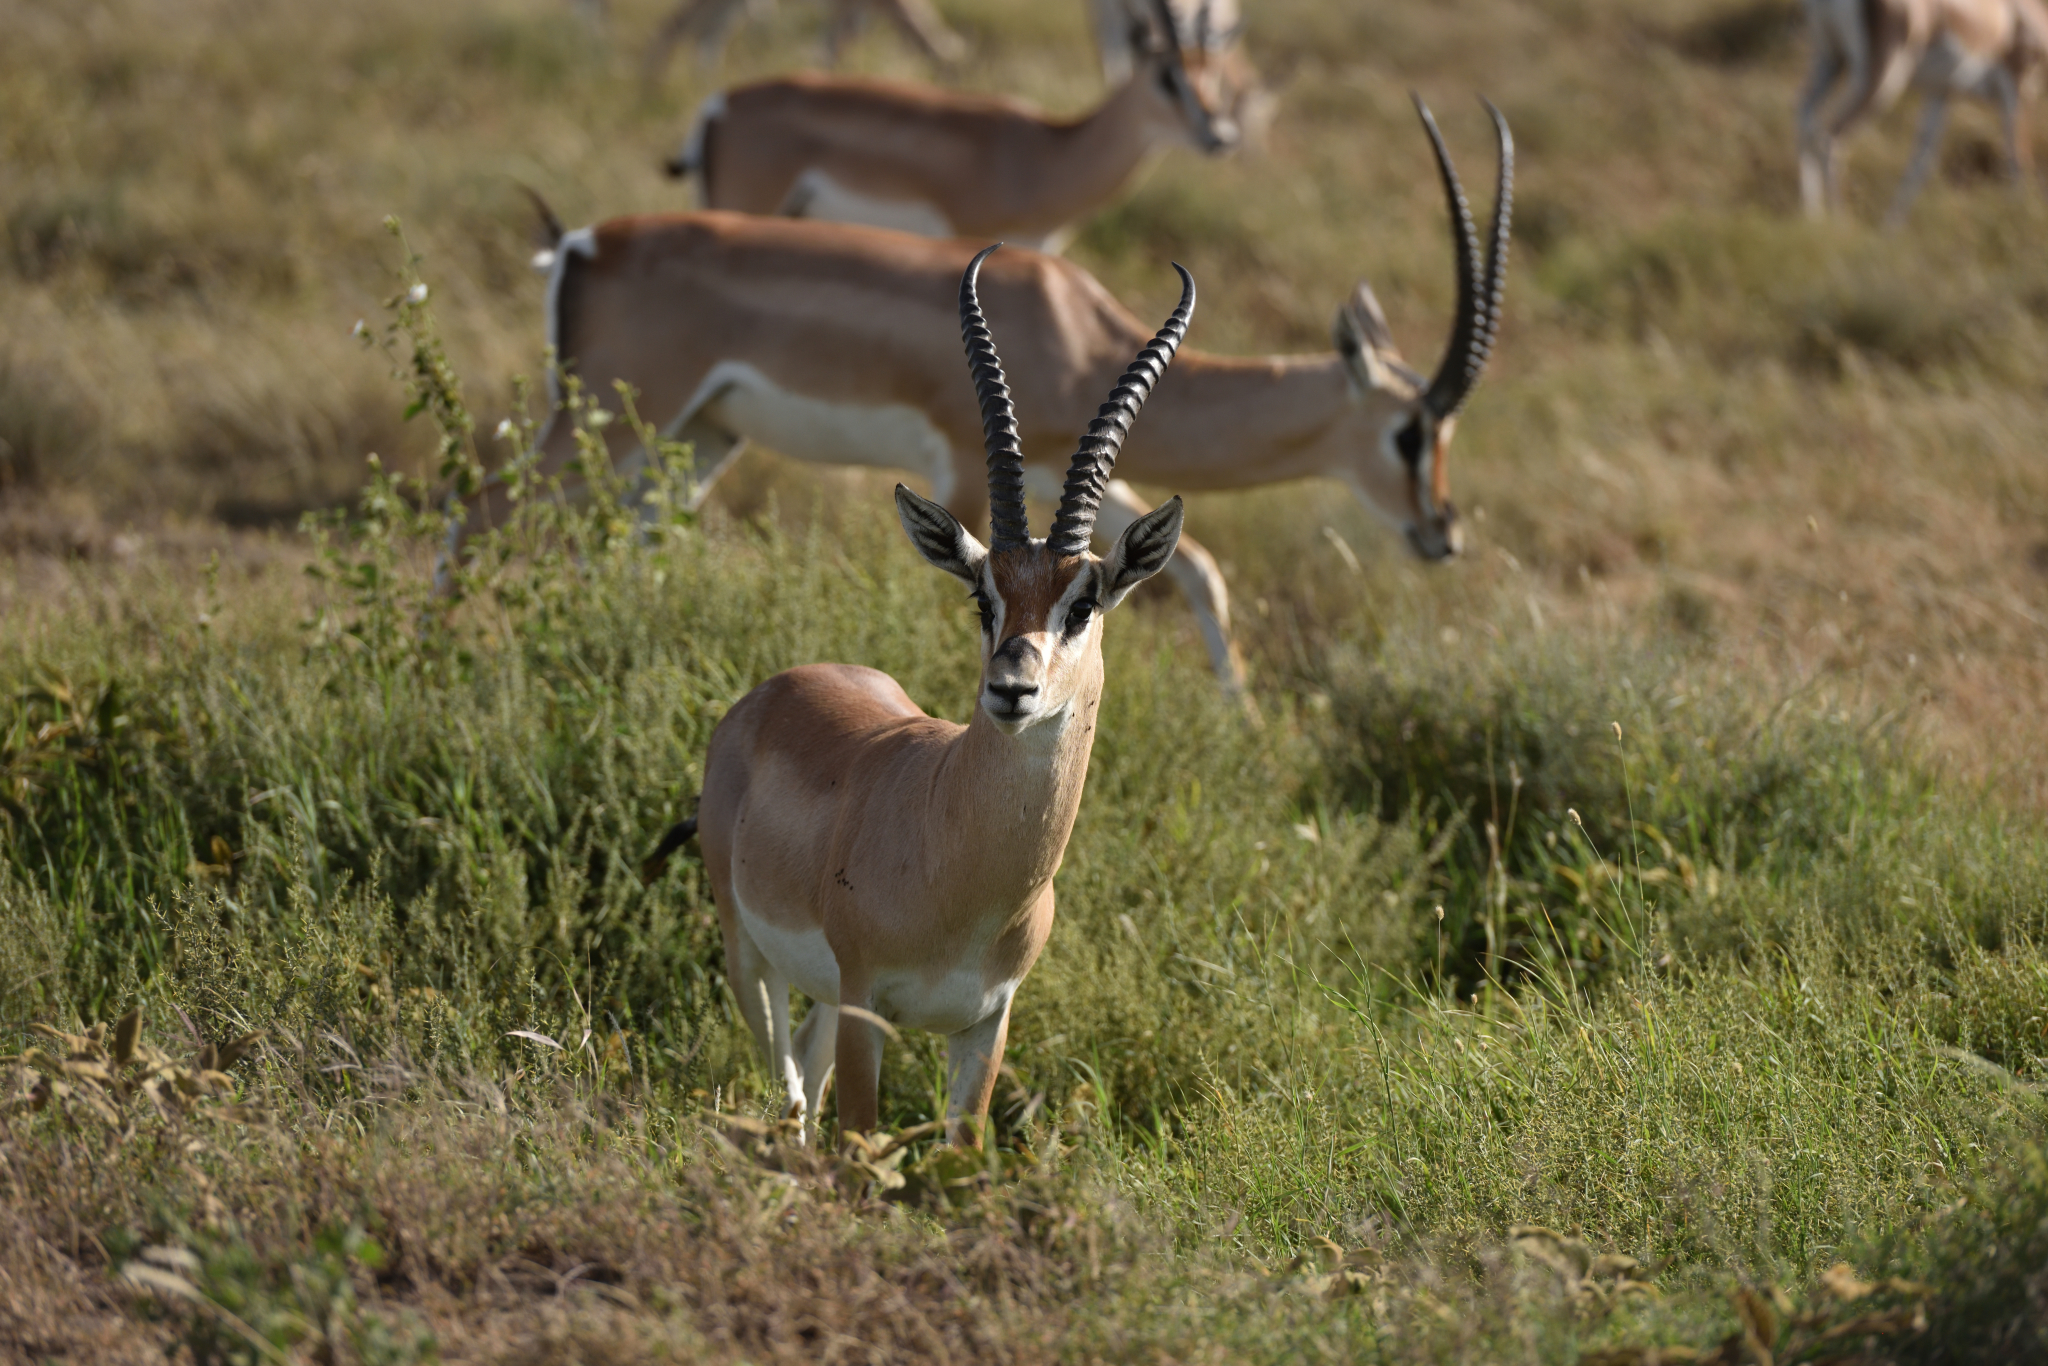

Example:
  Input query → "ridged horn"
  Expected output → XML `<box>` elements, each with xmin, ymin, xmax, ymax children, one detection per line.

<box><xmin>960</xmin><ymin>244</ymin><xmax>1030</xmax><ymax>552</ymax></box>
<box><xmin>1417</xmin><ymin>95</ymin><xmax>1513</xmax><ymax>420</ymax></box>
<box><xmin>1045</xmin><ymin>263</ymin><xmax>1196</xmax><ymax>558</ymax></box>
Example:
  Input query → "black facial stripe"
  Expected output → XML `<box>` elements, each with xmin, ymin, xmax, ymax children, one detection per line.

<box><xmin>1394</xmin><ymin>418</ymin><xmax>1426</xmax><ymax>470</ymax></box>
<box><xmin>972</xmin><ymin>570</ymin><xmax>996</xmax><ymax>634</ymax></box>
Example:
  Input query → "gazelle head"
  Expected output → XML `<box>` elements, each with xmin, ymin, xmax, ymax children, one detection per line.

<box><xmin>1124</xmin><ymin>0</ymin><xmax>1243</xmax><ymax>154</ymax></box>
<box><xmin>897</xmin><ymin>245</ymin><xmax>1188</xmax><ymax>735</ymax></box>
<box><xmin>1327</xmin><ymin>96</ymin><xmax>1512</xmax><ymax>563</ymax></box>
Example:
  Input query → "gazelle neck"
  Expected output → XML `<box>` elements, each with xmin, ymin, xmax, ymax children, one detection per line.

<box><xmin>1038</xmin><ymin>76</ymin><xmax>1175</xmax><ymax>229</ymax></box>
<box><xmin>934</xmin><ymin>654</ymin><xmax>1104</xmax><ymax>896</ymax></box>
<box><xmin>1115</xmin><ymin>350</ymin><xmax>1370</xmax><ymax>489</ymax></box>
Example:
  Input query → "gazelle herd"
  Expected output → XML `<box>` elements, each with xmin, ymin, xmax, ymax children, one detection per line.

<box><xmin>450</xmin><ymin>97</ymin><xmax>1508</xmax><ymax>692</ymax></box>
<box><xmin>448</xmin><ymin>0</ymin><xmax>2040</xmax><ymax>1145</ymax></box>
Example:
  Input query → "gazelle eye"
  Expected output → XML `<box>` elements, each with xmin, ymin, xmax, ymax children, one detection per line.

<box><xmin>1065</xmin><ymin>598</ymin><xmax>1097</xmax><ymax>635</ymax></box>
<box><xmin>1394</xmin><ymin>418</ymin><xmax>1426</xmax><ymax>469</ymax></box>
<box><xmin>973</xmin><ymin>592</ymin><xmax>994</xmax><ymax>634</ymax></box>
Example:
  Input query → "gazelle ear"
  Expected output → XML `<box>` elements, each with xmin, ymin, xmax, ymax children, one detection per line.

<box><xmin>1101</xmin><ymin>495</ymin><xmax>1183</xmax><ymax>609</ymax></box>
<box><xmin>895</xmin><ymin>484</ymin><xmax>987</xmax><ymax>586</ymax></box>
<box><xmin>1332</xmin><ymin>281</ymin><xmax>1419</xmax><ymax>394</ymax></box>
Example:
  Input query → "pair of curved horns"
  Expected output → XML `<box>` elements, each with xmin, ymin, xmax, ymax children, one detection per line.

<box><xmin>960</xmin><ymin>244</ymin><xmax>1195</xmax><ymax>557</ymax></box>
<box><xmin>1415</xmin><ymin>94</ymin><xmax>1514</xmax><ymax>420</ymax></box>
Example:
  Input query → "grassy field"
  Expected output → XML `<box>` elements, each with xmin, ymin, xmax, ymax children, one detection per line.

<box><xmin>6</xmin><ymin>0</ymin><xmax>2048</xmax><ymax>1360</ymax></box>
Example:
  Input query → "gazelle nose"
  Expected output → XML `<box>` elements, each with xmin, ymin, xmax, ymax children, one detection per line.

<box><xmin>987</xmin><ymin>681</ymin><xmax>1038</xmax><ymax>707</ymax></box>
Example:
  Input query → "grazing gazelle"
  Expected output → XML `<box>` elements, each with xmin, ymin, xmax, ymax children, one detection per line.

<box><xmin>451</xmin><ymin>97</ymin><xmax>1510</xmax><ymax>691</ymax></box>
<box><xmin>1090</xmin><ymin>0</ymin><xmax>1272</xmax><ymax>147</ymax></box>
<box><xmin>1797</xmin><ymin>0</ymin><xmax>2048</xmax><ymax>223</ymax></box>
<box><xmin>642</xmin><ymin>0</ymin><xmax>967</xmax><ymax>85</ymax></box>
<box><xmin>662</xmin><ymin>0</ymin><xmax>1242</xmax><ymax>252</ymax></box>
<box><xmin>651</xmin><ymin>247</ymin><xmax>1191</xmax><ymax>1145</ymax></box>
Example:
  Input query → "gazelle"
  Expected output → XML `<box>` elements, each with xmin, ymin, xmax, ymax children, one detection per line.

<box><xmin>1797</xmin><ymin>0</ymin><xmax>2048</xmax><ymax>223</ymax></box>
<box><xmin>1090</xmin><ymin>0</ymin><xmax>1272</xmax><ymax>148</ymax></box>
<box><xmin>642</xmin><ymin>0</ymin><xmax>967</xmax><ymax>85</ymax></box>
<box><xmin>648</xmin><ymin>248</ymin><xmax>1191</xmax><ymax>1146</ymax></box>
<box><xmin>661</xmin><ymin>0</ymin><xmax>1242</xmax><ymax>252</ymax></box>
<box><xmin>453</xmin><ymin>98</ymin><xmax>1510</xmax><ymax>692</ymax></box>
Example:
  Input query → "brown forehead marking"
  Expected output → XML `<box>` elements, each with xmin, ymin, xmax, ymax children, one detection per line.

<box><xmin>989</xmin><ymin>548</ymin><xmax>1090</xmax><ymax>634</ymax></box>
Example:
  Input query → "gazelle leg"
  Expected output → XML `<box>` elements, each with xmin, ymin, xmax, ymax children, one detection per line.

<box><xmin>764</xmin><ymin>971</ymin><xmax>801</xmax><ymax>1120</ymax></box>
<box><xmin>1022</xmin><ymin>469</ymin><xmax>1249</xmax><ymax>694</ymax></box>
<box><xmin>725</xmin><ymin>918</ymin><xmax>800</xmax><ymax>1116</ymax></box>
<box><xmin>822</xmin><ymin>0</ymin><xmax>865</xmax><ymax>65</ymax></box>
<box><xmin>1796</xmin><ymin>42</ymin><xmax>1845</xmax><ymax>218</ymax></box>
<box><xmin>1820</xmin><ymin>21</ymin><xmax>1896</xmax><ymax>213</ymax></box>
<box><xmin>944</xmin><ymin>1003</ymin><xmax>1012</xmax><ymax>1149</ymax></box>
<box><xmin>724</xmin><ymin>923</ymin><xmax>789</xmax><ymax>1099</ymax></box>
<box><xmin>667</xmin><ymin>413</ymin><xmax>750</xmax><ymax>513</ymax></box>
<box><xmin>832</xmin><ymin>986</ymin><xmax>886</xmax><ymax>1140</ymax></box>
<box><xmin>1994</xmin><ymin>71</ymin><xmax>2029</xmax><ymax>188</ymax></box>
<box><xmin>790</xmin><ymin>1001</ymin><xmax>839</xmax><ymax>1142</ymax></box>
<box><xmin>773</xmin><ymin>172</ymin><xmax>821</xmax><ymax>219</ymax></box>
<box><xmin>598</xmin><ymin>413</ymin><xmax>750</xmax><ymax>536</ymax></box>
<box><xmin>1886</xmin><ymin>95</ymin><xmax>1949</xmax><ymax>227</ymax></box>
<box><xmin>1097</xmin><ymin>479</ymin><xmax>1249</xmax><ymax>694</ymax></box>
<box><xmin>641</xmin><ymin>0</ymin><xmax>747</xmax><ymax>85</ymax></box>
<box><xmin>872</xmin><ymin>0</ymin><xmax>967</xmax><ymax>64</ymax></box>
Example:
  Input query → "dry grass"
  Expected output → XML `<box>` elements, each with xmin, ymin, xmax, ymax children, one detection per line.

<box><xmin>6</xmin><ymin>0</ymin><xmax>2048</xmax><ymax>795</ymax></box>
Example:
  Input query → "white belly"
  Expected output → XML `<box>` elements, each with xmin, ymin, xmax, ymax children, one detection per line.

<box><xmin>875</xmin><ymin>967</ymin><xmax>1018</xmax><ymax>1036</ymax></box>
<box><xmin>695</xmin><ymin>361</ymin><xmax>955</xmax><ymax>502</ymax></box>
<box><xmin>787</xmin><ymin>169</ymin><xmax>956</xmax><ymax>239</ymax></box>
<box><xmin>732</xmin><ymin>881</ymin><xmax>1016</xmax><ymax>1034</ymax></box>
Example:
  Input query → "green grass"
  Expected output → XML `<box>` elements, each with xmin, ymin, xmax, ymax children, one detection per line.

<box><xmin>5</xmin><ymin>293</ymin><xmax>2047</xmax><ymax>1356</ymax></box>
<box><xmin>7</xmin><ymin>0</ymin><xmax>2048</xmax><ymax>1359</ymax></box>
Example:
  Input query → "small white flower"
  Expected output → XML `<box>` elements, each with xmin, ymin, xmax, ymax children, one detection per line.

<box><xmin>350</xmin><ymin>318</ymin><xmax>366</xmax><ymax>337</ymax></box>
<box><xmin>494</xmin><ymin>418</ymin><xmax>517</xmax><ymax>440</ymax></box>
<box><xmin>407</xmin><ymin>283</ymin><xmax>429</xmax><ymax>304</ymax></box>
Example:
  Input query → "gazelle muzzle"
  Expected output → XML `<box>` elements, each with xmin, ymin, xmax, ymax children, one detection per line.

<box><xmin>982</xmin><ymin>631</ymin><xmax>1047</xmax><ymax>726</ymax></box>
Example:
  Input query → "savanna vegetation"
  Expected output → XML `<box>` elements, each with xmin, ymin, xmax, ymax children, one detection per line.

<box><xmin>5</xmin><ymin>0</ymin><xmax>2048</xmax><ymax>1360</ymax></box>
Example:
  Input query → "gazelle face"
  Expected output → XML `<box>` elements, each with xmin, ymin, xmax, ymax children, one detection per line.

<box><xmin>1123</xmin><ymin>0</ymin><xmax>1245</xmax><ymax>154</ymax></box>
<box><xmin>1331</xmin><ymin>290</ymin><xmax>1466</xmax><ymax>563</ymax></box>
<box><xmin>1150</xmin><ymin>45</ymin><xmax>1242</xmax><ymax>153</ymax></box>
<box><xmin>1373</xmin><ymin>408</ymin><xmax>1463</xmax><ymax>562</ymax></box>
<box><xmin>895</xmin><ymin>486</ymin><xmax>1184</xmax><ymax>734</ymax></box>
<box><xmin>1328</xmin><ymin>393</ymin><xmax>1465</xmax><ymax>565</ymax></box>
<box><xmin>973</xmin><ymin>550</ymin><xmax>1107</xmax><ymax>731</ymax></box>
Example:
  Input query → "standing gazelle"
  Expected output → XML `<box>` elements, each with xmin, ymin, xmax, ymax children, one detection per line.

<box><xmin>448</xmin><ymin>98</ymin><xmax>1510</xmax><ymax>693</ymax></box>
<box><xmin>1797</xmin><ymin>0</ymin><xmax>2048</xmax><ymax>223</ymax></box>
<box><xmin>662</xmin><ymin>0</ymin><xmax>1242</xmax><ymax>252</ymax></box>
<box><xmin>658</xmin><ymin>248</ymin><xmax>1190</xmax><ymax>1146</ymax></box>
